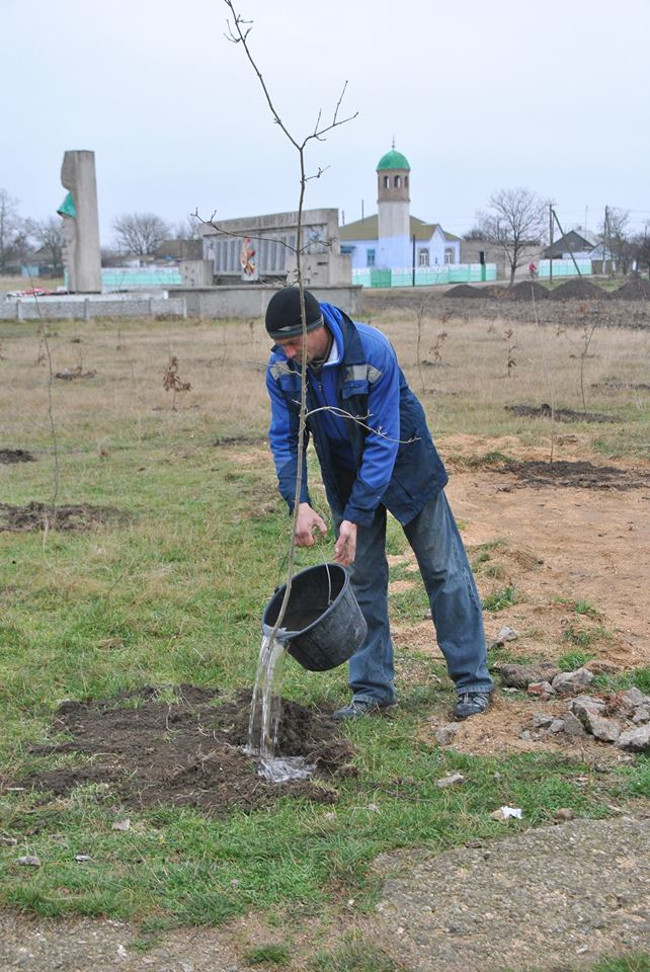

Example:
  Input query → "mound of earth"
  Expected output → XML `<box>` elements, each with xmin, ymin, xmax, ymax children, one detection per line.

<box><xmin>510</xmin><ymin>280</ymin><xmax>550</xmax><ymax>300</ymax></box>
<box><xmin>611</xmin><ymin>278</ymin><xmax>650</xmax><ymax>299</ymax></box>
<box><xmin>505</xmin><ymin>403</ymin><xmax>621</xmax><ymax>423</ymax></box>
<box><xmin>445</xmin><ymin>284</ymin><xmax>490</xmax><ymax>298</ymax></box>
<box><xmin>0</xmin><ymin>448</ymin><xmax>35</xmax><ymax>464</ymax></box>
<box><xmin>549</xmin><ymin>279</ymin><xmax>609</xmax><ymax>300</ymax></box>
<box><xmin>0</xmin><ymin>501</ymin><xmax>126</xmax><ymax>532</ymax></box>
<box><xmin>17</xmin><ymin>686</ymin><xmax>356</xmax><ymax>814</ymax></box>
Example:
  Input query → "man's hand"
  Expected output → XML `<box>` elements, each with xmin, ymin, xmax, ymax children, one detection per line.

<box><xmin>294</xmin><ymin>503</ymin><xmax>328</xmax><ymax>548</ymax></box>
<box><xmin>334</xmin><ymin>520</ymin><xmax>357</xmax><ymax>567</ymax></box>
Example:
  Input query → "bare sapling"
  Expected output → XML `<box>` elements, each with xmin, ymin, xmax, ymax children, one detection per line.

<box><xmin>557</xmin><ymin>319</ymin><xmax>598</xmax><ymax>415</ymax></box>
<box><xmin>222</xmin><ymin>0</ymin><xmax>357</xmax><ymax>655</ymax></box>
<box><xmin>503</xmin><ymin>328</ymin><xmax>517</xmax><ymax>378</ymax></box>
<box><xmin>162</xmin><ymin>355</ymin><xmax>192</xmax><ymax>411</ymax></box>
<box><xmin>222</xmin><ymin>0</ymin><xmax>357</xmax><ymax>763</ymax></box>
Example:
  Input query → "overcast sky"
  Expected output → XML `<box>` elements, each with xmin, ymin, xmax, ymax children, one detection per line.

<box><xmin>3</xmin><ymin>0</ymin><xmax>649</xmax><ymax>246</ymax></box>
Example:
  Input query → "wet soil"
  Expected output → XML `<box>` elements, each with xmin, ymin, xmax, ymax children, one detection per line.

<box><xmin>17</xmin><ymin>686</ymin><xmax>356</xmax><ymax>814</ymax></box>
<box><xmin>0</xmin><ymin>502</ymin><xmax>127</xmax><ymax>532</ymax></box>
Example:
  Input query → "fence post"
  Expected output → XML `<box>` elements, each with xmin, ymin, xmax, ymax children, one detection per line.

<box><xmin>16</xmin><ymin>299</ymin><xmax>23</xmax><ymax>322</ymax></box>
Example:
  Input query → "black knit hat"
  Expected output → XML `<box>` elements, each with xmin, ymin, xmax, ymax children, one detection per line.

<box><xmin>265</xmin><ymin>288</ymin><xmax>324</xmax><ymax>340</ymax></box>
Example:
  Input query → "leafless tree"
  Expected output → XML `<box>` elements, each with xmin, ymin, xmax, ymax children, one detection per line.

<box><xmin>112</xmin><ymin>212</ymin><xmax>171</xmax><ymax>256</ymax></box>
<box><xmin>27</xmin><ymin>217</ymin><xmax>65</xmax><ymax>275</ymax></box>
<box><xmin>0</xmin><ymin>188</ymin><xmax>29</xmax><ymax>272</ymax></box>
<box><xmin>174</xmin><ymin>215</ymin><xmax>202</xmax><ymax>240</ymax></box>
<box><xmin>474</xmin><ymin>187</ymin><xmax>547</xmax><ymax>286</ymax></box>
<box><xmin>599</xmin><ymin>207</ymin><xmax>632</xmax><ymax>275</ymax></box>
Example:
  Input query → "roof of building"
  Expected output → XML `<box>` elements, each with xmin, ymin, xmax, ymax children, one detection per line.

<box><xmin>542</xmin><ymin>230</ymin><xmax>597</xmax><ymax>259</ymax></box>
<box><xmin>376</xmin><ymin>149</ymin><xmax>411</xmax><ymax>171</ymax></box>
<box><xmin>340</xmin><ymin>214</ymin><xmax>460</xmax><ymax>243</ymax></box>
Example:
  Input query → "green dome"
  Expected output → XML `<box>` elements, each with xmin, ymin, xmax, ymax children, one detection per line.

<box><xmin>376</xmin><ymin>149</ymin><xmax>410</xmax><ymax>172</ymax></box>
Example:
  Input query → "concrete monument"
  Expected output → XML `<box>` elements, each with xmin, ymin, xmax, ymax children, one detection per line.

<box><xmin>57</xmin><ymin>150</ymin><xmax>102</xmax><ymax>293</ymax></box>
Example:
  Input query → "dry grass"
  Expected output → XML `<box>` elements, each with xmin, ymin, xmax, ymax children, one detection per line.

<box><xmin>1</xmin><ymin>310</ymin><xmax>648</xmax><ymax>461</ymax></box>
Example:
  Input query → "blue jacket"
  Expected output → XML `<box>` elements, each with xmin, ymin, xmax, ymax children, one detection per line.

<box><xmin>266</xmin><ymin>302</ymin><xmax>448</xmax><ymax>526</ymax></box>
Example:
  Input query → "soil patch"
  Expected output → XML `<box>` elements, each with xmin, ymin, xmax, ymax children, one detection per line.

<box><xmin>549</xmin><ymin>279</ymin><xmax>610</xmax><ymax>300</ymax></box>
<box><xmin>510</xmin><ymin>280</ymin><xmax>550</xmax><ymax>300</ymax></box>
<box><xmin>0</xmin><ymin>448</ymin><xmax>35</xmax><ymax>464</ymax></box>
<box><xmin>505</xmin><ymin>458</ymin><xmax>646</xmax><ymax>489</ymax></box>
<box><xmin>505</xmin><ymin>402</ymin><xmax>621</xmax><ymax>423</ymax></box>
<box><xmin>0</xmin><ymin>502</ymin><xmax>126</xmax><ymax>532</ymax></box>
<box><xmin>17</xmin><ymin>686</ymin><xmax>356</xmax><ymax>814</ymax></box>
<box><xmin>445</xmin><ymin>284</ymin><xmax>490</xmax><ymax>299</ymax></box>
<box><xmin>611</xmin><ymin>278</ymin><xmax>650</xmax><ymax>299</ymax></box>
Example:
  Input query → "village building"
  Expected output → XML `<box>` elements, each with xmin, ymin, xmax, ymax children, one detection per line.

<box><xmin>339</xmin><ymin>149</ymin><xmax>462</xmax><ymax>279</ymax></box>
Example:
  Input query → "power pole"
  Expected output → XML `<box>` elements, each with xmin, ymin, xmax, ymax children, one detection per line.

<box><xmin>549</xmin><ymin>204</ymin><xmax>554</xmax><ymax>285</ymax></box>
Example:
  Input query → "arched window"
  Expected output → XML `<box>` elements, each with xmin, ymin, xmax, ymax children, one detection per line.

<box><xmin>383</xmin><ymin>176</ymin><xmax>390</xmax><ymax>189</ymax></box>
<box><xmin>394</xmin><ymin>175</ymin><xmax>401</xmax><ymax>188</ymax></box>
<box><xmin>405</xmin><ymin>176</ymin><xmax>409</xmax><ymax>188</ymax></box>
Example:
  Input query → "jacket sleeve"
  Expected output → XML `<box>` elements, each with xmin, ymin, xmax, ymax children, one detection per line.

<box><xmin>343</xmin><ymin>339</ymin><xmax>400</xmax><ymax>525</ymax></box>
<box><xmin>266</xmin><ymin>362</ymin><xmax>311</xmax><ymax>513</ymax></box>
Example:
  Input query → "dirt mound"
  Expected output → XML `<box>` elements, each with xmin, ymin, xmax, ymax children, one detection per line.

<box><xmin>0</xmin><ymin>501</ymin><xmax>126</xmax><ymax>532</ymax></box>
<box><xmin>0</xmin><ymin>448</ymin><xmax>35</xmax><ymax>464</ymax></box>
<box><xmin>610</xmin><ymin>278</ymin><xmax>650</xmax><ymax>300</ymax></box>
<box><xmin>445</xmin><ymin>284</ymin><xmax>490</xmax><ymax>298</ymax></box>
<box><xmin>510</xmin><ymin>281</ymin><xmax>549</xmax><ymax>301</ymax></box>
<box><xmin>18</xmin><ymin>685</ymin><xmax>356</xmax><ymax>815</ymax></box>
<box><xmin>548</xmin><ymin>279</ymin><xmax>608</xmax><ymax>300</ymax></box>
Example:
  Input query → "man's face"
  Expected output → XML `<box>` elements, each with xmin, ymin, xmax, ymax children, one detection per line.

<box><xmin>274</xmin><ymin>325</ymin><xmax>329</xmax><ymax>364</ymax></box>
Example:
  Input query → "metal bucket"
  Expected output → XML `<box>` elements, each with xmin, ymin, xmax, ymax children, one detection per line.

<box><xmin>262</xmin><ymin>563</ymin><xmax>367</xmax><ymax>672</ymax></box>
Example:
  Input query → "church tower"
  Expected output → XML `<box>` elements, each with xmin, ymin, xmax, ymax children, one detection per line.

<box><xmin>376</xmin><ymin>147</ymin><xmax>411</xmax><ymax>268</ymax></box>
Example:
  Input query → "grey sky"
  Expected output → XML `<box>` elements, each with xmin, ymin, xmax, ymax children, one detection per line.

<box><xmin>3</xmin><ymin>0</ymin><xmax>649</xmax><ymax>245</ymax></box>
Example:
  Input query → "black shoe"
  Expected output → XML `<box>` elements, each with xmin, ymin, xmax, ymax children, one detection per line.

<box><xmin>332</xmin><ymin>699</ymin><xmax>395</xmax><ymax>720</ymax></box>
<box><xmin>453</xmin><ymin>692</ymin><xmax>492</xmax><ymax>720</ymax></box>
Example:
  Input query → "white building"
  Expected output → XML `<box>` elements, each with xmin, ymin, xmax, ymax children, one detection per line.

<box><xmin>339</xmin><ymin>149</ymin><xmax>461</xmax><ymax>273</ymax></box>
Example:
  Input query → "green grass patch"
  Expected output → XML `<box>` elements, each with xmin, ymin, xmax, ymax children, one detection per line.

<box><xmin>482</xmin><ymin>585</ymin><xmax>517</xmax><ymax>612</ymax></box>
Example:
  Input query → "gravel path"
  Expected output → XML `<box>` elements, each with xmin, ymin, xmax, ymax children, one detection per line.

<box><xmin>371</xmin><ymin>815</ymin><xmax>650</xmax><ymax>971</ymax></box>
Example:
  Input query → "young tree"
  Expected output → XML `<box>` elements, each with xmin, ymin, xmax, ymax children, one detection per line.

<box><xmin>474</xmin><ymin>187</ymin><xmax>547</xmax><ymax>285</ymax></box>
<box><xmin>112</xmin><ymin>212</ymin><xmax>171</xmax><ymax>256</ymax></box>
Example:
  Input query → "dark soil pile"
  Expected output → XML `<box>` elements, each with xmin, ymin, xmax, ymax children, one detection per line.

<box><xmin>505</xmin><ymin>403</ymin><xmax>621</xmax><ymax>423</ymax></box>
<box><xmin>445</xmin><ymin>284</ymin><xmax>489</xmax><ymax>298</ymax></box>
<box><xmin>502</xmin><ymin>459</ymin><xmax>647</xmax><ymax>490</ymax></box>
<box><xmin>611</xmin><ymin>278</ymin><xmax>650</xmax><ymax>299</ymax></box>
<box><xmin>0</xmin><ymin>502</ymin><xmax>126</xmax><ymax>532</ymax></box>
<box><xmin>18</xmin><ymin>686</ymin><xmax>356</xmax><ymax>815</ymax></box>
<box><xmin>509</xmin><ymin>281</ymin><xmax>550</xmax><ymax>301</ymax></box>
<box><xmin>0</xmin><ymin>448</ymin><xmax>35</xmax><ymax>464</ymax></box>
<box><xmin>548</xmin><ymin>279</ymin><xmax>609</xmax><ymax>300</ymax></box>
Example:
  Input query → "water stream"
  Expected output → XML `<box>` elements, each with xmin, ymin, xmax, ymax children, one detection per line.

<box><xmin>246</xmin><ymin>633</ymin><xmax>315</xmax><ymax>783</ymax></box>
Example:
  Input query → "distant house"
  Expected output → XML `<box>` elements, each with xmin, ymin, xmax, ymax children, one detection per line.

<box><xmin>339</xmin><ymin>149</ymin><xmax>461</xmax><ymax>271</ymax></box>
<box><xmin>542</xmin><ymin>230</ymin><xmax>603</xmax><ymax>261</ymax></box>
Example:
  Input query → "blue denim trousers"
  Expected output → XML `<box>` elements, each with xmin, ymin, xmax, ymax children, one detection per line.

<box><xmin>333</xmin><ymin>490</ymin><xmax>493</xmax><ymax>704</ymax></box>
